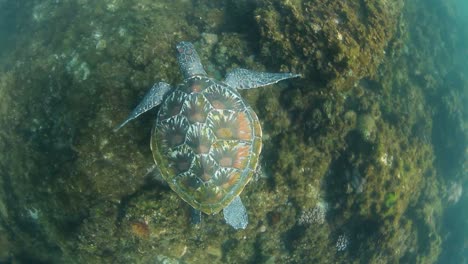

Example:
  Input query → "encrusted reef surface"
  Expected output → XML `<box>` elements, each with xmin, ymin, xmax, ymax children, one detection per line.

<box><xmin>0</xmin><ymin>0</ymin><xmax>466</xmax><ymax>263</ymax></box>
<box><xmin>254</xmin><ymin>0</ymin><xmax>404</xmax><ymax>90</ymax></box>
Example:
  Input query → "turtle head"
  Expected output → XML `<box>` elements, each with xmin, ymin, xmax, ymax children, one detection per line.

<box><xmin>176</xmin><ymin>42</ymin><xmax>207</xmax><ymax>79</ymax></box>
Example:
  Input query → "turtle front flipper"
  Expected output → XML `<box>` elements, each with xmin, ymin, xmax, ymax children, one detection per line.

<box><xmin>114</xmin><ymin>82</ymin><xmax>172</xmax><ymax>131</ymax></box>
<box><xmin>223</xmin><ymin>196</ymin><xmax>248</xmax><ymax>229</ymax></box>
<box><xmin>224</xmin><ymin>68</ymin><xmax>301</xmax><ymax>90</ymax></box>
<box><xmin>176</xmin><ymin>42</ymin><xmax>207</xmax><ymax>78</ymax></box>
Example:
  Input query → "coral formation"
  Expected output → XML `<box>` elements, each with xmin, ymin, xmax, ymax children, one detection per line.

<box><xmin>298</xmin><ymin>200</ymin><xmax>328</xmax><ymax>225</ymax></box>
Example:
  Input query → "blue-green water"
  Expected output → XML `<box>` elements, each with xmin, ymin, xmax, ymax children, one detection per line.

<box><xmin>0</xmin><ymin>0</ymin><xmax>466</xmax><ymax>263</ymax></box>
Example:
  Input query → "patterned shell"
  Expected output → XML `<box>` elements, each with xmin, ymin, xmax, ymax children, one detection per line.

<box><xmin>151</xmin><ymin>76</ymin><xmax>262</xmax><ymax>214</ymax></box>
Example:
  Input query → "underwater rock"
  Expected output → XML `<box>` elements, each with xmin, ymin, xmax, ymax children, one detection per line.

<box><xmin>346</xmin><ymin>167</ymin><xmax>366</xmax><ymax>194</ymax></box>
<box><xmin>155</xmin><ymin>255</ymin><xmax>185</xmax><ymax>264</ymax></box>
<box><xmin>66</xmin><ymin>52</ymin><xmax>90</xmax><ymax>82</ymax></box>
<box><xmin>0</xmin><ymin>0</ymin><xmax>460</xmax><ymax>263</ymax></box>
<box><xmin>254</xmin><ymin>0</ymin><xmax>404</xmax><ymax>90</ymax></box>
<box><xmin>356</xmin><ymin>114</ymin><xmax>376</xmax><ymax>142</ymax></box>
<box><xmin>201</xmin><ymin>32</ymin><xmax>218</xmax><ymax>46</ymax></box>
<box><xmin>343</xmin><ymin>110</ymin><xmax>357</xmax><ymax>127</ymax></box>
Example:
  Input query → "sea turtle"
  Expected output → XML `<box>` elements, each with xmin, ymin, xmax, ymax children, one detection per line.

<box><xmin>115</xmin><ymin>41</ymin><xmax>300</xmax><ymax>229</ymax></box>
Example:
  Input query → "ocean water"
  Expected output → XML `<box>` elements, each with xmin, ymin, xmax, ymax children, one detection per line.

<box><xmin>0</xmin><ymin>0</ymin><xmax>466</xmax><ymax>263</ymax></box>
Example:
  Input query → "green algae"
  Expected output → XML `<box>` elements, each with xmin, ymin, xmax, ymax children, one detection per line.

<box><xmin>385</xmin><ymin>192</ymin><xmax>398</xmax><ymax>208</ymax></box>
<box><xmin>0</xmin><ymin>0</ymin><xmax>465</xmax><ymax>263</ymax></box>
<box><xmin>254</xmin><ymin>0</ymin><xmax>404</xmax><ymax>91</ymax></box>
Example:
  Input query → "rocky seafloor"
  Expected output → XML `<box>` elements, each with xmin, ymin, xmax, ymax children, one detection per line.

<box><xmin>0</xmin><ymin>0</ymin><xmax>466</xmax><ymax>263</ymax></box>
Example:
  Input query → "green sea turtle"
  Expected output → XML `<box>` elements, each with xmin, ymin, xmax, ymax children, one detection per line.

<box><xmin>115</xmin><ymin>41</ymin><xmax>300</xmax><ymax>229</ymax></box>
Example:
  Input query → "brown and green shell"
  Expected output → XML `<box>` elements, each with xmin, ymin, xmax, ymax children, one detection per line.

<box><xmin>151</xmin><ymin>76</ymin><xmax>262</xmax><ymax>214</ymax></box>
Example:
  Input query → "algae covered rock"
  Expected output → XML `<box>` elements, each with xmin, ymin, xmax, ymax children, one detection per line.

<box><xmin>254</xmin><ymin>0</ymin><xmax>404</xmax><ymax>90</ymax></box>
<box><xmin>357</xmin><ymin>113</ymin><xmax>377</xmax><ymax>142</ymax></box>
<box><xmin>0</xmin><ymin>0</ymin><xmax>463</xmax><ymax>263</ymax></box>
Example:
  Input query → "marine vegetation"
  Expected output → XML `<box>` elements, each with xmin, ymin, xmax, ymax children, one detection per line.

<box><xmin>0</xmin><ymin>0</ymin><xmax>465</xmax><ymax>263</ymax></box>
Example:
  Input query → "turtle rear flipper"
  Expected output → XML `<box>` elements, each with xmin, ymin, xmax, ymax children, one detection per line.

<box><xmin>191</xmin><ymin>208</ymin><xmax>202</xmax><ymax>226</ymax></box>
<box><xmin>223</xmin><ymin>196</ymin><xmax>248</xmax><ymax>229</ymax></box>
